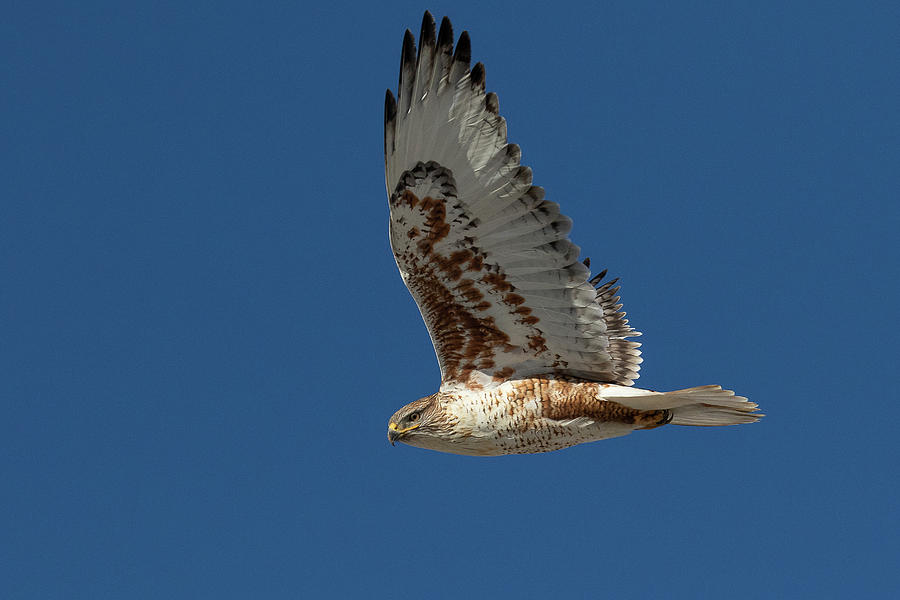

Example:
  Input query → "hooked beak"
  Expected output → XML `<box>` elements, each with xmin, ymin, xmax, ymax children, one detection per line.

<box><xmin>388</xmin><ymin>422</ymin><xmax>400</xmax><ymax>446</ymax></box>
<box><xmin>388</xmin><ymin>421</ymin><xmax>420</xmax><ymax>446</ymax></box>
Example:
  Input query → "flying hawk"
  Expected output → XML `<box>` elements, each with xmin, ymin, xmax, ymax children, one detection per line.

<box><xmin>384</xmin><ymin>12</ymin><xmax>761</xmax><ymax>455</ymax></box>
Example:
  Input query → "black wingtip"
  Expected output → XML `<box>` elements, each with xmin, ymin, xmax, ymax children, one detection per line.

<box><xmin>589</xmin><ymin>268</ymin><xmax>609</xmax><ymax>286</ymax></box>
<box><xmin>485</xmin><ymin>91</ymin><xmax>499</xmax><ymax>115</ymax></box>
<box><xmin>401</xmin><ymin>29</ymin><xmax>416</xmax><ymax>65</ymax></box>
<box><xmin>471</xmin><ymin>62</ymin><xmax>485</xmax><ymax>88</ymax></box>
<box><xmin>453</xmin><ymin>31</ymin><xmax>471</xmax><ymax>66</ymax></box>
<box><xmin>384</xmin><ymin>89</ymin><xmax>397</xmax><ymax>125</ymax></box>
<box><xmin>437</xmin><ymin>16</ymin><xmax>453</xmax><ymax>51</ymax></box>
<box><xmin>399</xmin><ymin>29</ymin><xmax>416</xmax><ymax>94</ymax></box>
<box><xmin>420</xmin><ymin>12</ymin><xmax>436</xmax><ymax>49</ymax></box>
<box><xmin>583</xmin><ymin>257</ymin><xmax>591</xmax><ymax>268</ymax></box>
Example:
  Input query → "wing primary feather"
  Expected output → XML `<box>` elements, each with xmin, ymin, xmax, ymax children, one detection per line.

<box><xmin>384</xmin><ymin>89</ymin><xmax>397</xmax><ymax>160</ymax></box>
<box><xmin>454</xmin><ymin>31</ymin><xmax>471</xmax><ymax>64</ymax></box>
<box><xmin>589</xmin><ymin>268</ymin><xmax>608</xmax><ymax>286</ymax></box>
<box><xmin>434</xmin><ymin>16</ymin><xmax>454</xmax><ymax>93</ymax></box>
<box><xmin>506</xmin><ymin>143</ymin><xmax>521</xmax><ymax>164</ymax></box>
<box><xmin>450</xmin><ymin>31</ymin><xmax>471</xmax><ymax>83</ymax></box>
<box><xmin>485</xmin><ymin>91</ymin><xmax>499</xmax><ymax>115</ymax></box>
<box><xmin>597</xmin><ymin>277</ymin><xmax>620</xmax><ymax>292</ymax></box>
<box><xmin>471</xmin><ymin>62</ymin><xmax>486</xmax><ymax>90</ymax></box>
<box><xmin>398</xmin><ymin>29</ymin><xmax>416</xmax><ymax>116</ymax></box>
<box><xmin>437</xmin><ymin>16</ymin><xmax>453</xmax><ymax>51</ymax></box>
<box><xmin>419</xmin><ymin>11</ymin><xmax>436</xmax><ymax>49</ymax></box>
<box><xmin>414</xmin><ymin>12</ymin><xmax>436</xmax><ymax>101</ymax></box>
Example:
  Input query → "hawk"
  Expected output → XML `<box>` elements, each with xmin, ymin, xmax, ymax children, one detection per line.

<box><xmin>384</xmin><ymin>12</ymin><xmax>761</xmax><ymax>455</ymax></box>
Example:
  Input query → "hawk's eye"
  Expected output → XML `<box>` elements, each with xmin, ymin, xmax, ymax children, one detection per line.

<box><xmin>409</xmin><ymin>412</ymin><xmax>419</xmax><ymax>422</ymax></box>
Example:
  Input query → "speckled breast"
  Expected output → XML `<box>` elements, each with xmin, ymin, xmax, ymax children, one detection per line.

<box><xmin>443</xmin><ymin>377</ymin><xmax>661</xmax><ymax>455</ymax></box>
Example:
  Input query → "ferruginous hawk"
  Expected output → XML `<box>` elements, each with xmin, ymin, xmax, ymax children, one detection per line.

<box><xmin>384</xmin><ymin>12</ymin><xmax>762</xmax><ymax>455</ymax></box>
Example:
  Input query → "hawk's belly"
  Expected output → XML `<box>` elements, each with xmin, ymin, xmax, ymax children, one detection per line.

<box><xmin>429</xmin><ymin>379</ymin><xmax>646</xmax><ymax>455</ymax></box>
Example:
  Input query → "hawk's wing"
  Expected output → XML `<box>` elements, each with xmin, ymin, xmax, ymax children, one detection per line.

<box><xmin>384</xmin><ymin>13</ymin><xmax>641</xmax><ymax>391</ymax></box>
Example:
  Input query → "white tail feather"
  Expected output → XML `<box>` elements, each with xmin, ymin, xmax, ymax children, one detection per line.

<box><xmin>606</xmin><ymin>385</ymin><xmax>762</xmax><ymax>427</ymax></box>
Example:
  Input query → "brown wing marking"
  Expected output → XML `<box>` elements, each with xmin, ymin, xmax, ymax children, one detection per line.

<box><xmin>391</xmin><ymin>196</ymin><xmax>512</xmax><ymax>387</ymax></box>
<box><xmin>390</xmin><ymin>162</ymin><xmax>575</xmax><ymax>388</ymax></box>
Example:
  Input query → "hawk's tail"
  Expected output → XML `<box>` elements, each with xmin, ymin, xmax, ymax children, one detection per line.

<box><xmin>607</xmin><ymin>385</ymin><xmax>762</xmax><ymax>426</ymax></box>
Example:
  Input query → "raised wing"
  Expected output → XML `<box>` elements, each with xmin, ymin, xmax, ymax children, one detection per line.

<box><xmin>384</xmin><ymin>13</ymin><xmax>641</xmax><ymax>391</ymax></box>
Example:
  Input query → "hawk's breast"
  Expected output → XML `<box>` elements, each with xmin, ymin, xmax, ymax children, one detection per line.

<box><xmin>442</xmin><ymin>378</ymin><xmax>640</xmax><ymax>455</ymax></box>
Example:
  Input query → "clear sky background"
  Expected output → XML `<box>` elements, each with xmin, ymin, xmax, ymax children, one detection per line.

<box><xmin>2</xmin><ymin>1</ymin><xmax>898</xmax><ymax>598</ymax></box>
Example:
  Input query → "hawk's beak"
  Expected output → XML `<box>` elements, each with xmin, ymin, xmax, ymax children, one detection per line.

<box><xmin>388</xmin><ymin>421</ymin><xmax>419</xmax><ymax>445</ymax></box>
<box><xmin>388</xmin><ymin>422</ymin><xmax>400</xmax><ymax>446</ymax></box>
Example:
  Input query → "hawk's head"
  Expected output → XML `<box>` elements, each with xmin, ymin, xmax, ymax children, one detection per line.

<box><xmin>387</xmin><ymin>394</ymin><xmax>444</xmax><ymax>447</ymax></box>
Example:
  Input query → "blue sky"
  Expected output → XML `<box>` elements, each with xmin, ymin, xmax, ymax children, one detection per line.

<box><xmin>2</xmin><ymin>1</ymin><xmax>898</xmax><ymax>597</ymax></box>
